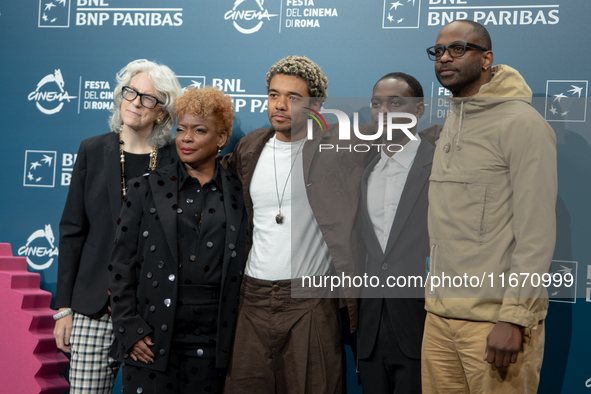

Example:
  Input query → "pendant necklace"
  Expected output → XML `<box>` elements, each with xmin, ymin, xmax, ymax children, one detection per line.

<box><xmin>273</xmin><ymin>135</ymin><xmax>304</xmax><ymax>225</ymax></box>
<box><xmin>119</xmin><ymin>129</ymin><xmax>158</xmax><ymax>202</ymax></box>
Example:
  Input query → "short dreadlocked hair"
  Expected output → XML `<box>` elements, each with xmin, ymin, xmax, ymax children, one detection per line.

<box><xmin>265</xmin><ymin>56</ymin><xmax>328</xmax><ymax>98</ymax></box>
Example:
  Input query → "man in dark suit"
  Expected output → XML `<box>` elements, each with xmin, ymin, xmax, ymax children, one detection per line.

<box><xmin>357</xmin><ymin>72</ymin><xmax>435</xmax><ymax>393</ymax></box>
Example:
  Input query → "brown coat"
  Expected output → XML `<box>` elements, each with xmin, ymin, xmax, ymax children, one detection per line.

<box><xmin>222</xmin><ymin>124</ymin><xmax>375</xmax><ymax>331</ymax></box>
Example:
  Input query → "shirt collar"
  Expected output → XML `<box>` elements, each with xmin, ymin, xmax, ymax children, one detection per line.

<box><xmin>374</xmin><ymin>136</ymin><xmax>421</xmax><ymax>173</ymax></box>
<box><xmin>178</xmin><ymin>161</ymin><xmax>222</xmax><ymax>191</ymax></box>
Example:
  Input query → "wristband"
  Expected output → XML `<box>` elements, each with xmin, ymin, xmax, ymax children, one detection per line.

<box><xmin>53</xmin><ymin>308</ymin><xmax>73</xmax><ymax>320</ymax></box>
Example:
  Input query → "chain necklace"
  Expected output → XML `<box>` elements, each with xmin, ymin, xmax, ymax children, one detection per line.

<box><xmin>273</xmin><ymin>135</ymin><xmax>305</xmax><ymax>225</ymax></box>
<box><xmin>119</xmin><ymin>130</ymin><xmax>158</xmax><ymax>202</ymax></box>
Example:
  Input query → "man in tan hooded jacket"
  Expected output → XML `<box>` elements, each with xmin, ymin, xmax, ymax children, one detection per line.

<box><xmin>422</xmin><ymin>21</ymin><xmax>557</xmax><ymax>393</ymax></box>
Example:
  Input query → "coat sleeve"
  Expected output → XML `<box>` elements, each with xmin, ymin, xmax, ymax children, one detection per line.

<box><xmin>220</xmin><ymin>138</ymin><xmax>243</xmax><ymax>178</ymax></box>
<box><xmin>109</xmin><ymin>179</ymin><xmax>153</xmax><ymax>353</ymax></box>
<box><xmin>55</xmin><ymin>140</ymin><xmax>89</xmax><ymax>309</ymax></box>
<box><xmin>497</xmin><ymin>110</ymin><xmax>557</xmax><ymax>328</ymax></box>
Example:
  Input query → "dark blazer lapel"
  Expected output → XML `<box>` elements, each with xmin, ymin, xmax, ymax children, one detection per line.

<box><xmin>383</xmin><ymin>138</ymin><xmax>433</xmax><ymax>257</ymax></box>
<box><xmin>156</xmin><ymin>143</ymin><xmax>173</xmax><ymax>166</ymax></box>
<box><xmin>242</xmin><ymin>128</ymin><xmax>274</xmax><ymax>192</ymax></box>
<box><xmin>104</xmin><ymin>133</ymin><xmax>123</xmax><ymax>226</ymax></box>
<box><xmin>360</xmin><ymin>155</ymin><xmax>385</xmax><ymax>261</ymax></box>
<box><xmin>149</xmin><ymin>164</ymin><xmax>179</xmax><ymax>264</ymax></box>
<box><xmin>220</xmin><ymin>169</ymin><xmax>244</xmax><ymax>290</ymax></box>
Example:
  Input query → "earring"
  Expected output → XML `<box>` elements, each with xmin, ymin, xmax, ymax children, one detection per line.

<box><xmin>217</xmin><ymin>147</ymin><xmax>222</xmax><ymax>153</ymax></box>
<box><xmin>155</xmin><ymin>118</ymin><xmax>161</xmax><ymax>124</ymax></box>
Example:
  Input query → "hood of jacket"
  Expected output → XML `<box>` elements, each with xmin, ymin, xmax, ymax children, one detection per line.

<box><xmin>447</xmin><ymin>64</ymin><xmax>533</xmax><ymax>114</ymax></box>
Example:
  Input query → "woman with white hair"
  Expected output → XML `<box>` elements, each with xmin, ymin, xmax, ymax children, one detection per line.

<box><xmin>53</xmin><ymin>59</ymin><xmax>182</xmax><ymax>393</ymax></box>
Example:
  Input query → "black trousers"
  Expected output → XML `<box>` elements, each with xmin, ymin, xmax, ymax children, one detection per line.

<box><xmin>358</xmin><ymin>301</ymin><xmax>421</xmax><ymax>394</ymax></box>
<box><xmin>123</xmin><ymin>285</ymin><xmax>225</xmax><ymax>394</ymax></box>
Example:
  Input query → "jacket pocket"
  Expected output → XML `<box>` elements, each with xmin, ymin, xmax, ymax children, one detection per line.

<box><xmin>429</xmin><ymin>174</ymin><xmax>488</xmax><ymax>244</ymax></box>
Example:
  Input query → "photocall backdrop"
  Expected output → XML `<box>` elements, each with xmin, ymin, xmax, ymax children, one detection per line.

<box><xmin>0</xmin><ymin>0</ymin><xmax>589</xmax><ymax>392</ymax></box>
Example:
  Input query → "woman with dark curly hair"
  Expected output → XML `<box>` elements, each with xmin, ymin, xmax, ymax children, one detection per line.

<box><xmin>109</xmin><ymin>86</ymin><xmax>247</xmax><ymax>394</ymax></box>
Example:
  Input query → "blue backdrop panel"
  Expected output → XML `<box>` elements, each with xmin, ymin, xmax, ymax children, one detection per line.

<box><xmin>1</xmin><ymin>0</ymin><xmax>589</xmax><ymax>392</ymax></box>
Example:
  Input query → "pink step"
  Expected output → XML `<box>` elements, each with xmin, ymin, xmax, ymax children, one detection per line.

<box><xmin>10</xmin><ymin>272</ymin><xmax>41</xmax><ymax>289</ymax></box>
<box><xmin>0</xmin><ymin>243</ymin><xmax>13</xmax><ymax>256</ymax></box>
<box><xmin>0</xmin><ymin>256</ymin><xmax>28</xmax><ymax>271</ymax></box>
<box><xmin>0</xmin><ymin>243</ymin><xmax>69</xmax><ymax>393</ymax></box>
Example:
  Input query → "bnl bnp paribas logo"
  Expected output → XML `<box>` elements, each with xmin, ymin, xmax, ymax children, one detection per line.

<box><xmin>28</xmin><ymin>69</ymin><xmax>77</xmax><ymax>115</ymax></box>
<box><xmin>18</xmin><ymin>224</ymin><xmax>59</xmax><ymax>271</ymax></box>
<box><xmin>306</xmin><ymin>108</ymin><xmax>418</xmax><ymax>153</ymax></box>
<box><xmin>382</xmin><ymin>0</ymin><xmax>421</xmax><ymax>29</ymax></box>
<box><xmin>545</xmin><ymin>80</ymin><xmax>588</xmax><ymax>122</ymax></box>
<box><xmin>225</xmin><ymin>0</ymin><xmax>278</xmax><ymax>34</ymax></box>
<box><xmin>23</xmin><ymin>151</ymin><xmax>57</xmax><ymax>187</ymax></box>
<box><xmin>548</xmin><ymin>260</ymin><xmax>578</xmax><ymax>303</ymax></box>
<box><xmin>38</xmin><ymin>0</ymin><xmax>71</xmax><ymax>28</ymax></box>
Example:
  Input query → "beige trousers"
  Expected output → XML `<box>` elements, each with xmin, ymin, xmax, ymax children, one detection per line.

<box><xmin>421</xmin><ymin>312</ymin><xmax>544</xmax><ymax>394</ymax></box>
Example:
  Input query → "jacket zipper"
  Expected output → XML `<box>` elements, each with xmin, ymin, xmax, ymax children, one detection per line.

<box><xmin>479</xmin><ymin>187</ymin><xmax>488</xmax><ymax>245</ymax></box>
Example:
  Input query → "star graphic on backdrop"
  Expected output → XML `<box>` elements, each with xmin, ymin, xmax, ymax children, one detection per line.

<box><xmin>41</xmin><ymin>155</ymin><xmax>53</xmax><ymax>166</ymax></box>
<box><xmin>549</xmin><ymin>106</ymin><xmax>557</xmax><ymax>115</ymax></box>
<box><xmin>30</xmin><ymin>161</ymin><xmax>41</xmax><ymax>170</ymax></box>
<box><xmin>42</xmin><ymin>13</ymin><xmax>48</xmax><ymax>22</ymax></box>
<box><xmin>45</xmin><ymin>2</ymin><xmax>56</xmax><ymax>11</ymax></box>
<box><xmin>387</xmin><ymin>13</ymin><xmax>394</xmax><ymax>22</ymax></box>
<box><xmin>558</xmin><ymin>265</ymin><xmax>572</xmax><ymax>275</ymax></box>
<box><xmin>27</xmin><ymin>172</ymin><xmax>34</xmax><ymax>181</ymax></box>
<box><xmin>390</xmin><ymin>1</ymin><xmax>403</xmax><ymax>10</ymax></box>
<box><xmin>36</xmin><ymin>177</ymin><xmax>42</xmax><ymax>182</ymax></box>
<box><xmin>551</xmin><ymin>291</ymin><xmax>559</xmax><ymax>296</ymax></box>
<box><xmin>397</xmin><ymin>18</ymin><xmax>404</xmax><ymax>23</ymax></box>
<box><xmin>57</xmin><ymin>0</ymin><xmax>66</xmax><ymax>5</ymax></box>
<box><xmin>561</xmin><ymin>111</ymin><xmax>568</xmax><ymax>116</ymax></box>
<box><xmin>553</xmin><ymin>93</ymin><xmax>567</xmax><ymax>103</ymax></box>
<box><xmin>51</xmin><ymin>18</ymin><xmax>57</xmax><ymax>23</ymax></box>
<box><xmin>190</xmin><ymin>80</ymin><xmax>202</xmax><ymax>88</ymax></box>
<box><xmin>408</xmin><ymin>0</ymin><xmax>416</xmax><ymax>5</ymax></box>
<box><xmin>567</xmin><ymin>85</ymin><xmax>583</xmax><ymax>97</ymax></box>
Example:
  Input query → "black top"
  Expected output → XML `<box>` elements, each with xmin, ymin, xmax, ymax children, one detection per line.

<box><xmin>123</xmin><ymin>151</ymin><xmax>151</xmax><ymax>188</ymax></box>
<box><xmin>176</xmin><ymin>162</ymin><xmax>225</xmax><ymax>287</ymax></box>
<box><xmin>108</xmin><ymin>160</ymin><xmax>248</xmax><ymax>370</ymax></box>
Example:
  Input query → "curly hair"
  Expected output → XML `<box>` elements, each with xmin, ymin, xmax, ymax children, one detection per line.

<box><xmin>265</xmin><ymin>56</ymin><xmax>328</xmax><ymax>98</ymax></box>
<box><xmin>175</xmin><ymin>86</ymin><xmax>235</xmax><ymax>147</ymax></box>
<box><xmin>109</xmin><ymin>59</ymin><xmax>182</xmax><ymax>148</ymax></box>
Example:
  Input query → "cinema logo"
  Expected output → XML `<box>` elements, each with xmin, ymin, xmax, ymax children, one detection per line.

<box><xmin>28</xmin><ymin>69</ymin><xmax>77</xmax><ymax>115</ymax></box>
<box><xmin>18</xmin><ymin>224</ymin><xmax>59</xmax><ymax>271</ymax></box>
<box><xmin>225</xmin><ymin>0</ymin><xmax>278</xmax><ymax>34</ymax></box>
<box><xmin>308</xmin><ymin>109</ymin><xmax>418</xmax><ymax>153</ymax></box>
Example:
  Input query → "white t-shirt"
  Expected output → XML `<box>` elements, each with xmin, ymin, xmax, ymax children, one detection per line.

<box><xmin>245</xmin><ymin>134</ymin><xmax>331</xmax><ymax>280</ymax></box>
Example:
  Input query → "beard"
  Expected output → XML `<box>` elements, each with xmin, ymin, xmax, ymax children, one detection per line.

<box><xmin>270</xmin><ymin>113</ymin><xmax>309</xmax><ymax>136</ymax></box>
<box><xmin>271</xmin><ymin>122</ymin><xmax>292</xmax><ymax>134</ymax></box>
<box><xmin>436</xmin><ymin>60</ymin><xmax>482</xmax><ymax>96</ymax></box>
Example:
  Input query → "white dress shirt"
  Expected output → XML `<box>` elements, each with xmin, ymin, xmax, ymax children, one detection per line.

<box><xmin>367</xmin><ymin>139</ymin><xmax>421</xmax><ymax>253</ymax></box>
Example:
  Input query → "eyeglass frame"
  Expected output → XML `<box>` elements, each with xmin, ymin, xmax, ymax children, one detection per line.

<box><xmin>426</xmin><ymin>41</ymin><xmax>489</xmax><ymax>61</ymax></box>
<box><xmin>121</xmin><ymin>86</ymin><xmax>163</xmax><ymax>109</ymax></box>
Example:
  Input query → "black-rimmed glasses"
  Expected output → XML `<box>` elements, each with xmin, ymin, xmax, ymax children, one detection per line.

<box><xmin>426</xmin><ymin>41</ymin><xmax>489</xmax><ymax>61</ymax></box>
<box><xmin>121</xmin><ymin>86</ymin><xmax>162</xmax><ymax>109</ymax></box>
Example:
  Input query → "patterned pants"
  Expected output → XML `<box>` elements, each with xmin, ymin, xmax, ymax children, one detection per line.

<box><xmin>69</xmin><ymin>313</ymin><xmax>121</xmax><ymax>393</ymax></box>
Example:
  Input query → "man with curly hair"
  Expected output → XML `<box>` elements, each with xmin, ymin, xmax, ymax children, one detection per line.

<box><xmin>222</xmin><ymin>55</ymin><xmax>372</xmax><ymax>393</ymax></box>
